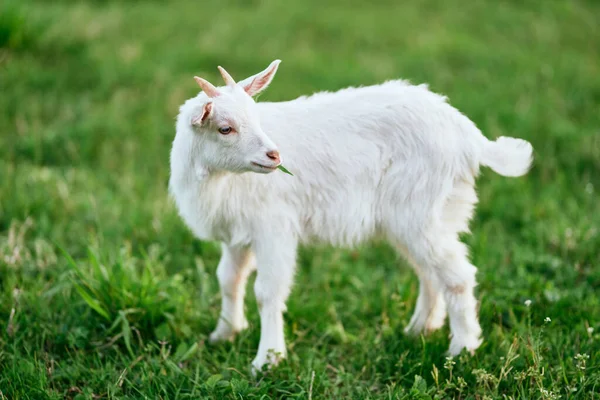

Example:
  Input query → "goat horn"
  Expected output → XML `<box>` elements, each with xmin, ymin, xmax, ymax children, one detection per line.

<box><xmin>217</xmin><ymin>66</ymin><xmax>236</xmax><ymax>87</ymax></box>
<box><xmin>194</xmin><ymin>76</ymin><xmax>220</xmax><ymax>98</ymax></box>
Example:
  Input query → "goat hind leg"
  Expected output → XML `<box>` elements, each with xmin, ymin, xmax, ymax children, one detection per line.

<box><xmin>395</xmin><ymin>242</ymin><xmax>447</xmax><ymax>335</ymax></box>
<box><xmin>401</xmin><ymin>235</ymin><xmax>481</xmax><ymax>355</ymax></box>
<box><xmin>404</xmin><ymin>271</ymin><xmax>447</xmax><ymax>335</ymax></box>
<box><xmin>438</xmin><ymin>241</ymin><xmax>482</xmax><ymax>355</ymax></box>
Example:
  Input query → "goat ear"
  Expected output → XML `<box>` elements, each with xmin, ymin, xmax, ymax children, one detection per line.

<box><xmin>239</xmin><ymin>59</ymin><xmax>281</xmax><ymax>97</ymax></box>
<box><xmin>191</xmin><ymin>102</ymin><xmax>213</xmax><ymax>126</ymax></box>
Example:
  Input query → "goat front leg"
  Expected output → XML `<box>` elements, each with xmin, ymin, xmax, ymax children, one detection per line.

<box><xmin>251</xmin><ymin>235</ymin><xmax>297</xmax><ymax>372</ymax></box>
<box><xmin>209</xmin><ymin>244</ymin><xmax>256</xmax><ymax>343</ymax></box>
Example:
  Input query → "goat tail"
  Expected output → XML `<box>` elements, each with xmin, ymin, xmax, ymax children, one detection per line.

<box><xmin>480</xmin><ymin>136</ymin><xmax>533</xmax><ymax>177</ymax></box>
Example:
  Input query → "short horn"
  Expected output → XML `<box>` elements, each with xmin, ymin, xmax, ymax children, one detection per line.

<box><xmin>194</xmin><ymin>76</ymin><xmax>220</xmax><ymax>98</ymax></box>
<box><xmin>217</xmin><ymin>66</ymin><xmax>236</xmax><ymax>87</ymax></box>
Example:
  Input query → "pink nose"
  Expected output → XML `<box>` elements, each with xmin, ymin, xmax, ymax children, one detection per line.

<box><xmin>266</xmin><ymin>150</ymin><xmax>280</xmax><ymax>163</ymax></box>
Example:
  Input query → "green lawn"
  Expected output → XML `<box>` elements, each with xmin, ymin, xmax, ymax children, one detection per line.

<box><xmin>1</xmin><ymin>0</ymin><xmax>599</xmax><ymax>398</ymax></box>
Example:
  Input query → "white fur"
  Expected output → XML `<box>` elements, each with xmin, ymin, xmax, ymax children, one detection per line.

<box><xmin>168</xmin><ymin>61</ymin><xmax>533</xmax><ymax>371</ymax></box>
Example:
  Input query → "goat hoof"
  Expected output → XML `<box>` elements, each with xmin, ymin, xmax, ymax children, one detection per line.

<box><xmin>448</xmin><ymin>336</ymin><xmax>482</xmax><ymax>356</ymax></box>
<box><xmin>209</xmin><ymin>330</ymin><xmax>234</xmax><ymax>343</ymax></box>
<box><xmin>251</xmin><ymin>350</ymin><xmax>285</xmax><ymax>376</ymax></box>
<box><xmin>209</xmin><ymin>317</ymin><xmax>249</xmax><ymax>343</ymax></box>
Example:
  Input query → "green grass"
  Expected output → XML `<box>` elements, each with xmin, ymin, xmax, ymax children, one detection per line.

<box><xmin>1</xmin><ymin>0</ymin><xmax>599</xmax><ymax>398</ymax></box>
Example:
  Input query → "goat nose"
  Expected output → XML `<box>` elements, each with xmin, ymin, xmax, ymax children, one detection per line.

<box><xmin>266</xmin><ymin>150</ymin><xmax>280</xmax><ymax>162</ymax></box>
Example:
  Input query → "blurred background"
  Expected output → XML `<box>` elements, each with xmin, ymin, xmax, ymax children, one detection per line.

<box><xmin>0</xmin><ymin>0</ymin><xmax>598</xmax><ymax>398</ymax></box>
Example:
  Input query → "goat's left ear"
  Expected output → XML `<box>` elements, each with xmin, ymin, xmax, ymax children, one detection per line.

<box><xmin>239</xmin><ymin>59</ymin><xmax>281</xmax><ymax>97</ymax></box>
<box><xmin>191</xmin><ymin>102</ymin><xmax>213</xmax><ymax>127</ymax></box>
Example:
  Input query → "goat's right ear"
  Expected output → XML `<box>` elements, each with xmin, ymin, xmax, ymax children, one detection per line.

<box><xmin>239</xmin><ymin>60</ymin><xmax>281</xmax><ymax>97</ymax></box>
<box><xmin>191</xmin><ymin>102</ymin><xmax>213</xmax><ymax>127</ymax></box>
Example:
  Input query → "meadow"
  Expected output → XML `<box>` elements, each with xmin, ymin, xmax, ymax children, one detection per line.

<box><xmin>0</xmin><ymin>0</ymin><xmax>599</xmax><ymax>398</ymax></box>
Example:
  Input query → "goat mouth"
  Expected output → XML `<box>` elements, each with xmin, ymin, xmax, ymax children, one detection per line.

<box><xmin>251</xmin><ymin>162</ymin><xmax>278</xmax><ymax>171</ymax></box>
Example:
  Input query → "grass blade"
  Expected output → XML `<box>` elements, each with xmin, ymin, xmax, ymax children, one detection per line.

<box><xmin>72</xmin><ymin>281</ymin><xmax>111</xmax><ymax>321</ymax></box>
<box><xmin>277</xmin><ymin>165</ymin><xmax>294</xmax><ymax>176</ymax></box>
<box><xmin>119</xmin><ymin>310</ymin><xmax>134</xmax><ymax>357</ymax></box>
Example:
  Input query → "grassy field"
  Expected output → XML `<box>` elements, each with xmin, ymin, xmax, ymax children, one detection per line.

<box><xmin>1</xmin><ymin>0</ymin><xmax>599</xmax><ymax>398</ymax></box>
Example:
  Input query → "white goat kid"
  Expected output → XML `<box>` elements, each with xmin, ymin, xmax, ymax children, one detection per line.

<box><xmin>169</xmin><ymin>60</ymin><xmax>533</xmax><ymax>371</ymax></box>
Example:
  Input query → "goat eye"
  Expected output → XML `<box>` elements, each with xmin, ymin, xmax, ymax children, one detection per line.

<box><xmin>218</xmin><ymin>126</ymin><xmax>232</xmax><ymax>135</ymax></box>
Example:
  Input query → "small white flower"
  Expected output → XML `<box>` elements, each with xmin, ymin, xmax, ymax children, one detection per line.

<box><xmin>545</xmin><ymin>317</ymin><xmax>551</xmax><ymax>323</ymax></box>
<box><xmin>539</xmin><ymin>388</ymin><xmax>560</xmax><ymax>400</ymax></box>
<box><xmin>587</xmin><ymin>327</ymin><xmax>594</xmax><ymax>335</ymax></box>
<box><xmin>575</xmin><ymin>353</ymin><xmax>589</xmax><ymax>371</ymax></box>
<box><xmin>443</xmin><ymin>356</ymin><xmax>456</xmax><ymax>370</ymax></box>
<box><xmin>525</xmin><ymin>299</ymin><xmax>532</xmax><ymax>307</ymax></box>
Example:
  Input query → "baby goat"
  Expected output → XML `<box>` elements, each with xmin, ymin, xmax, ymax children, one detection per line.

<box><xmin>169</xmin><ymin>60</ymin><xmax>533</xmax><ymax>371</ymax></box>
